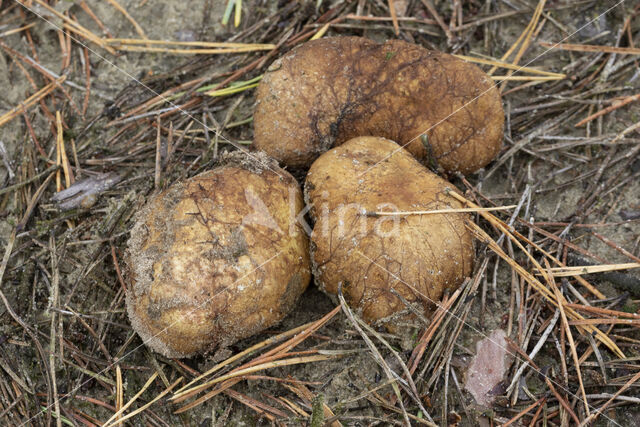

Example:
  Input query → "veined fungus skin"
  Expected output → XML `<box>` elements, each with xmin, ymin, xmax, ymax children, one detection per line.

<box><xmin>254</xmin><ymin>36</ymin><xmax>504</xmax><ymax>174</ymax></box>
<box><xmin>126</xmin><ymin>153</ymin><xmax>311</xmax><ymax>358</ymax></box>
<box><xmin>305</xmin><ymin>136</ymin><xmax>474</xmax><ymax>326</ymax></box>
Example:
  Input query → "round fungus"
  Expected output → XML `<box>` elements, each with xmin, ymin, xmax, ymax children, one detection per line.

<box><xmin>305</xmin><ymin>136</ymin><xmax>474</xmax><ymax>326</ymax></box>
<box><xmin>254</xmin><ymin>36</ymin><xmax>504</xmax><ymax>174</ymax></box>
<box><xmin>126</xmin><ymin>153</ymin><xmax>311</xmax><ymax>358</ymax></box>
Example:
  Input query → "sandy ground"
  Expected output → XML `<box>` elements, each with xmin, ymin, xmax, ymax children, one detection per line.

<box><xmin>0</xmin><ymin>0</ymin><xmax>639</xmax><ymax>425</ymax></box>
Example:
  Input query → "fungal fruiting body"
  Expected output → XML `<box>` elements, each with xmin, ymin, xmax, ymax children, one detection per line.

<box><xmin>126</xmin><ymin>154</ymin><xmax>311</xmax><ymax>358</ymax></box>
<box><xmin>254</xmin><ymin>36</ymin><xmax>504</xmax><ymax>174</ymax></box>
<box><xmin>305</xmin><ymin>136</ymin><xmax>474</xmax><ymax>325</ymax></box>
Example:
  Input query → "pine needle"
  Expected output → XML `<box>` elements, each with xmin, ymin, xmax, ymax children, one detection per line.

<box><xmin>222</xmin><ymin>0</ymin><xmax>235</xmax><ymax>26</ymax></box>
<box><xmin>206</xmin><ymin>75</ymin><xmax>263</xmax><ymax>97</ymax></box>
<box><xmin>235</xmin><ymin>0</ymin><xmax>242</xmax><ymax>27</ymax></box>
<box><xmin>367</xmin><ymin>205</ymin><xmax>516</xmax><ymax>216</ymax></box>
<box><xmin>103</xmin><ymin>38</ymin><xmax>275</xmax><ymax>49</ymax></box>
<box><xmin>539</xmin><ymin>42</ymin><xmax>640</xmax><ymax>55</ymax></box>
<box><xmin>449</xmin><ymin>189</ymin><xmax>625</xmax><ymax>358</ymax></box>
<box><xmin>488</xmin><ymin>0</ymin><xmax>546</xmax><ymax>76</ymax></box>
<box><xmin>310</xmin><ymin>23</ymin><xmax>331</xmax><ymax>40</ymax></box>
<box><xmin>104</xmin><ymin>0</ymin><xmax>148</xmax><ymax>42</ymax></box>
<box><xmin>173</xmin><ymin>355</ymin><xmax>339</xmax><ymax>414</ymax></box>
<box><xmin>104</xmin><ymin>377</ymin><xmax>182</xmax><ymax>427</ymax></box>
<box><xmin>102</xmin><ymin>372</ymin><xmax>159</xmax><ymax>426</ymax></box>
<box><xmin>544</xmin><ymin>262</ymin><xmax>640</xmax><ymax>277</ymax></box>
<box><xmin>0</xmin><ymin>76</ymin><xmax>65</xmax><ymax>128</ymax></box>
<box><xmin>545</xmin><ymin>259</ymin><xmax>590</xmax><ymax>417</ymax></box>
<box><xmin>31</xmin><ymin>0</ymin><xmax>115</xmax><ymax>54</ymax></box>
<box><xmin>454</xmin><ymin>53</ymin><xmax>565</xmax><ymax>78</ymax></box>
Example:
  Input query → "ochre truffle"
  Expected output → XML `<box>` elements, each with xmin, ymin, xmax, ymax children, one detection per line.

<box><xmin>305</xmin><ymin>136</ymin><xmax>474</xmax><ymax>325</ymax></box>
<box><xmin>254</xmin><ymin>36</ymin><xmax>504</xmax><ymax>174</ymax></box>
<box><xmin>126</xmin><ymin>154</ymin><xmax>311</xmax><ymax>358</ymax></box>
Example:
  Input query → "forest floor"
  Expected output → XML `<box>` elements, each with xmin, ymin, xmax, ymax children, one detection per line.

<box><xmin>1</xmin><ymin>0</ymin><xmax>640</xmax><ymax>426</ymax></box>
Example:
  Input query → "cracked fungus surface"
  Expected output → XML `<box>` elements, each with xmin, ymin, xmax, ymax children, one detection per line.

<box><xmin>254</xmin><ymin>36</ymin><xmax>504</xmax><ymax>174</ymax></box>
<box><xmin>125</xmin><ymin>160</ymin><xmax>310</xmax><ymax>358</ymax></box>
<box><xmin>305</xmin><ymin>136</ymin><xmax>474</xmax><ymax>326</ymax></box>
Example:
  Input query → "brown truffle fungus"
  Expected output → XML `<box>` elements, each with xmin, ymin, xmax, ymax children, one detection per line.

<box><xmin>126</xmin><ymin>153</ymin><xmax>311</xmax><ymax>358</ymax></box>
<box><xmin>254</xmin><ymin>36</ymin><xmax>504</xmax><ymax>174</ymax></box>
<box><xmin>305</xmin><ymin>136</ymin><xmax>474</xmax><ymax>325</ymax></box>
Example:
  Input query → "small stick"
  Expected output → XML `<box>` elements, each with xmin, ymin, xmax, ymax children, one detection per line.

<box><xmin>154</xmin><ymin>116</ymin><xmax>162</xmax><ymax>190</ymax></box>
<box><xmin>539</xmin><ymin>42</ymin><xmax>640</xmax><ymax>55</ymax></box>
<box><xmin>57</xmin><ymin>29</ymin><xmax>68</xmax><ymax>71</ymax></box>
<box><xmin>173</xmin><ymin>306</ymin><xmax>340</xmax><ymax>398</ymax></box>
<box><xmin>488</xmin><ymin>0</ymin><xmax>546</xmax><ymax>75</ymax></box>
<box><xmin>545</xmin><ymin>259</ymin><xmax>589</xmax><ymax>417</ymax></box>
<box><xmin>222</xmin><ymin>0</ymin><xmax>235</xmax><ymax>25</ymax></box>
<box><xmin>103</xmin><ymin>38</ymin><xmax>275</xmax><ymax>49</ymax></box>
<box><xmin>108</xmin><ymin>45</ymin><xmax>274</xmax><ymax>55</ymax></box>
<box><xmin>225</xmin><ymin>389</ymin><xmax>284</xmax><ymax>420</ymax></box>
<box><xmin>565</xmin><ymin>303</ymin><xmax>640</xmax><ymax>319</ymax></box>
<box><xmin>407</xmin><ymin>289</ymin><xmax>460</xmax><ymax>374</ymax></box>
<box><xmin>78</xmin><ymin>1</ymin><xmax>114</xmax><ymax>38</ymax></box>
<box><xmin>367</xmin><ymin>205</ymin><xmax>516</xmax><ymax>217</ymax></box>
<box><xmin>56</xmin><ymin>111</ymin><xmax>73</xmax><ymax>188</ymax></box>
<box><xmin>337</xmin><ymin>285</ymin><xmax>411</xmax><ymax>426</ymax></box>
<box><xmin>105</xmin><ymin>376</ymin><xmax>184</xmax><ymax>427</ymax></box>
<box><xmin>591</xmin><ymin>231</ymin><xmax>640</xmax><ymax>263</ymax></box>
<box><xmin>310</xmin><ymin>22</ymin><xmax>330</xmax><ymax>40</ymax></box>
<box><xmin>0</xmin><ymin>165</ymin><xmax>59</xmax><ymax>197</ymax></box>
<box><xmin>101</xmin><ymin>372</ymin><xmax>158</xmax><ymax>425</ymax></box>
<box><xmin>82</xmin><ymin>47</ymin><xmax>91</xmax><ymax>117</ymax></box>
<box><xmin>64</xmin><ymin>21</ymin><xmax>72</xmax><ymax>70</ymax></box>
<box><xmin>419</xmin><ymin>0</ymin><xmax>454</xmax><ymax>41</ymax></box>
<box><xmin>104</xmin><ymin>0</ymin><xmax>148</xmax><ymax>42</ymax></box>
<box><xmin>166</xmin><ymin>122</ymin><xmax>174</xmax><ymax>167</ymax></box>
<box><xmin>29</xmin><ymin>0</ymin><xmax>115</xmax><ymax>54</ymax></box>
<box><xmin>234</xmin><ymin>0</ymin><xmax>242</xmax><ymax>27</ymax></box>
<box><xmin>528</xmin><ymin>397</ymin><xmax>546</xmax><ymax>426</ymax></box>
<box><xmin>499</xmin><ymin>0</ymin><xmax>548</xmax><ymax>90</ymax></box>
<box><xmin>544</xmin><ymin>375</ymin><xmax>580</xmax><ymax>425</ymax></box>
<box><xmin>502</xmin><ymin>397</ymin><xmax>546</xmax><ymax>427</ymax></box>
<box><xmin>344</xmin><ymin>13</ymin><xmax>436</xmax><ymax>25</ymax></box>
<box><xmin>387</xmin><ymin>0</ymin><xmax>399</xmax><ymax>35</ymax></box>
<box><xmin>277</xmin><ymin>396</ymin><xmax>307</xmax><ymax>417</ymax></box>
<box><xmin>56</xmin><ymin>116</ymin><xmax>62</xmax><ymax>192</ymax></box>
<box><xmin>454</xmin><ymin>54</ymin><xmax>565</xmax><ymax>77</ymax></box>
<box><xmin>112</xmin><ymin>76</ymin><xmax>206</xmax><ymax>121</ymax></box>
<box><xmin>0</xmin><ymin>22</ymin><xmax>37</xmax><ymax>37</ymax></box>
<box><xmin>506</xmin><ymin>309</ymin><xmax>560</xmax><ymax>394</ymax></box>
<box><xmin>207</xmin><ymin>82</ymin><xmax>261</xmax><ymax>97</ymax></box>
<box><xmin>0</xmin><ymin>40</ymin><xmax>81</xmax><ymax>112</ymax></box>
<box><xmin>544</xmin><ymin>262</ymin><xmax>640</xmax><ymax>277</ymax></box>
<box><xmin>581</xmin><ymin>370</ymin><xmax>640</xmax><ymax>426</ymax></box>
<box><xmin>265</xmin><ymin>395</ymin><xmax>297</xmax><ymax>417</ymax></box>
<box><xmin>48</xmin><ymin>234</ymin><xmax>62</xmax><ymax>427</ymax></box>
<box><xmin>110</xmin><ymin>245</ymin><xmax>127</xmax><ymax>292</ymax></box>
<box><xmin>611</xmin><ymin>120</ymin><xmax>640</xmax><ymax>144</ymax></box>
<box><xmin>575</xmin><ymin>93</ymin><xmax>640</xmax><ymax>127</ymax></box>
<box><xmin>60</xmin><ymin>23</ymin><xmax>114</xmax><ymax>53</ymax></box>
<box><xmin>0</xmin><ymin>76</ymin><xmax>65</xmax><ymax>128</ymax></box>
<box><xmin>24</xmin><ymin>22</ymin><xmax>39</xmax><ymax>60</ymax></box>
<box><xmin>65</xmin><ymin>306</ymin><xmax>113</xmax><ymax>362</ymax></box>
<box><xmin>568</xmin><ymin>318</ymin><xmax>640</xmax><ymax>326</ymax></box>
<box><xmin>115</xmin><ymin>366</ymin><xmax>122</xmax><ymax>424</ymax></box>
<box><xmin>491</xmin><ymin>75</ymin><xmax>561</xmax><ymax>81</ymax></box>
<box><xmin>173</xmin><ymin>355</ymin><xmax>339</xmax><ymax>414</ymax></box>
<box><xmin>284</xmin><ymin>383</ymin><xmax>341</xmax><ymax>427</ymax></box>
